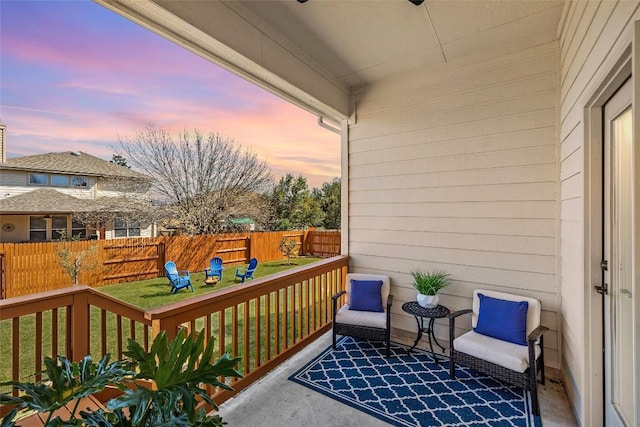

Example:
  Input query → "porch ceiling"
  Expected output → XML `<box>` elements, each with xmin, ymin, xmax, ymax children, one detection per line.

<box><xmin>96</xmin><ymin>0</ymin><xmax>564</xmax><ymax>119</ymax></box>
<box><xmin>235</xmin><ymin>0</ymin><xmax>564</xmax><ymax>88</ymax></box>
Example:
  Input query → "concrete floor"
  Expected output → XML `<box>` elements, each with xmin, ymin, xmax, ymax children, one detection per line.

<box><xmin>219</xmin><ymin>332</ymin><xmax>578</xmax><ymax>426</ymax></box>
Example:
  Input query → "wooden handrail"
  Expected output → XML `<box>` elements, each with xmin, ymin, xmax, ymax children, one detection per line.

<box><xmin>2</xmin><ymin>255</ymin><xmax>349</xmax><ymax>413</ymax></box>
<box><xmin>87</xmin><ymin>292</ymin><xmax>150</xmax><ymax>325</ymax></box>
<box><xmin>0</xmin><ymin>286</ymin><xmax>89</xmax><ymax>320</ymax></box>
<box><xmin>145</xmin><ymin>256</ymin><xmax>348</xmax><ymax>323</ymax></box>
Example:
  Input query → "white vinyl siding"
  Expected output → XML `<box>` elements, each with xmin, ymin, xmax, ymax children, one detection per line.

<box><xmin>349</xmin><ymin>35</ymin><xmax>560</xmax><ymax>368</ymax></box>
<box><xmin>0</xmin><ymin>170</ymin><xmax>98</xmax><ymax>200</ymax></box>
<box><xmin>558</xmin><ymin>1</ymin><xmax>640</xmax><ymax>424</ymax></box>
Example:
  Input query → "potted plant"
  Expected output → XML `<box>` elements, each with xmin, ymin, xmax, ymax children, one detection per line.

<box><xmin>0</xmin><ymin>328</ymin><xmax>242</xmax><ymax>426</ymax></box>
<box><xmin>411</xmin><ymin>269</ymin><xmax>451</xmax><ymax>308</ymax></box>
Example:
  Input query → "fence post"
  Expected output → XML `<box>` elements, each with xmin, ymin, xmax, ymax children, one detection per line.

<box><xmin>303</xmin><ymin>230</ymin><xmax>310</xmax><ymax>255</ymax></box>
<box><xmin>4</xmin><ymin>244</ymin><xmax>13</xmax><ymax>298</ymax></box>
<box><xmin>70</xmin><ymin>289</ymin><xmax>90</xmax><ymax>361</ymax></box>
<box><xmin>249</xmin><ymin>234</ymin><xmax>256</xmax><ymax>263</ymax></box>
<box><xmin>157</xmin><ymin>242</ymin><xmax>166</xmax><ymax>277</ymax></box>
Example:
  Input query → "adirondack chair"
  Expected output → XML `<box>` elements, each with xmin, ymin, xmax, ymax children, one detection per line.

<box><xmin>204</xmin><ymin>257</ymin><xmax>223</xmax><ymax>281</ymax></box>
<box><xmin>164</xmin><ymin>261</ymin><xmax>193</xmax><ymax>294</ymax></box>
<box><xmin>235</xmin><ymin>258</ymin><xmax>258</xmax><ymax>283</ymax></box>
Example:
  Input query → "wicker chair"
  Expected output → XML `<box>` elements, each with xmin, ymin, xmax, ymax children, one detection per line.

<box><xmin>448</xmin><ymin>289</ymin><xmax>548</xmax><ymax>416</ymax></box>
<box><xmin>332</xmin><ymin>273</ymin><xmax>393</xmax><ymax>357</ymax></box>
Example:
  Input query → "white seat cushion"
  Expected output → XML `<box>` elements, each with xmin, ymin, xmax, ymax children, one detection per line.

<box><xmin>454</xmin><ymin>331</ymin><xmax>541</xmax><ymax>373</ymax></box>
<box><xmin>335</xmin><ymin>305</ymin><xmax>388</xmax><ymax>329</ymax></box>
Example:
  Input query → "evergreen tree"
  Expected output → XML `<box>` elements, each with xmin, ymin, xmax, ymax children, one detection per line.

<box><xmin>269</xmin><ymin>174</ymin><xmax>324</xmax><ymax>230</ymax></box>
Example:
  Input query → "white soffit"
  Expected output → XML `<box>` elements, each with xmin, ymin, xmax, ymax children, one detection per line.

<box><xmin>238</xmin><ymin>0</ymin><xmax>563</xmax><ymax>88</ymax></box>
<box><xmin>95</xmin><ymin>0</ymin><xmax>564</xmax><ymax>119</ymax></box>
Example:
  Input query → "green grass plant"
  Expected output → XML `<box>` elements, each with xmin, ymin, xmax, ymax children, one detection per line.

<box><xmin>99</xmin><ymin>257</ymin><xmax>321</xmax><ymax>309</ymax></box>
<box><xmin>1</xmin><ymin>257</ymin><xmax>322</xmax><ymax>390</ymax></box>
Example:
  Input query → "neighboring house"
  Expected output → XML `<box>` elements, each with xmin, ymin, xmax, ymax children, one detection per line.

<box><xmin>0</xmin><ymin>126</ymin><xmax>154</xmax><ymax>242</ymax></box>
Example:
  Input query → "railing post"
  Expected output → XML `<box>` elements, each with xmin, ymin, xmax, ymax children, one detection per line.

<box><xmin>151</xmin><ymin>317</ymin><xmax>179</xmax><ymax>342</ymax></box>
<box><xmin>70</xmin><ymin>289</ymin><xmax>90</xmax><ymax>361</ymax></box>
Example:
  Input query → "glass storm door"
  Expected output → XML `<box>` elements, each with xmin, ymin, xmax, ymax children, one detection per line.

<box><xmin>603</xmin><ymin>78</ymin><xmax>633</xmax><ymax>426</ymax></box>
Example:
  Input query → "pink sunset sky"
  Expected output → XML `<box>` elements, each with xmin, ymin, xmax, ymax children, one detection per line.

<box><xmin>0</xmin><ymin>1</ymin><xmax>340</xmax><ymax>189</ymax></box>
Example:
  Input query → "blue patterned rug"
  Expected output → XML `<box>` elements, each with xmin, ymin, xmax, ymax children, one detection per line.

<box><xmin>289</xmin><ymin>337</ymin><xmax>541</xmax><ymax>427</ymax></box>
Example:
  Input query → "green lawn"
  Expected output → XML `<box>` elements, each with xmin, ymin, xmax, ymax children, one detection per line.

<box><xmin>1</xmin><ymin>257</ymin><xmax>322</xmax><ymax>389</ymax></box>
<box><xmin>99</xmin><ymin>257</ymin><xmax>322</xmax><ymax>310</ymax></box>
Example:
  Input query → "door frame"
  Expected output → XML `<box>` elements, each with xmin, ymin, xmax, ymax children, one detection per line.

<box><xmin>583</xmin><ymin>30</ymin><xmax>638</xmax><ymax>425</ymax></box>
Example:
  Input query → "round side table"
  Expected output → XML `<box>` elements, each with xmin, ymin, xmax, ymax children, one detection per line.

<box><xmin>401</xmin><ymin>301</ymin><xmax>450</xmax><ymax>362</ymax></box>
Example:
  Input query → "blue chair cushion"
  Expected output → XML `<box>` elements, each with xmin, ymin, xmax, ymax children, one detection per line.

<box><xmin>474</xmin><ymin>293</ymin><xmax>529</xmax><ymax>346</ymax></box>
<box><xmin>349</xmin><ymin>279</ymin><xmax>384</xmax><ymax>312</ymax></box>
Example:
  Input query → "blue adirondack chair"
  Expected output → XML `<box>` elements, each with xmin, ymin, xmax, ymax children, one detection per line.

<box><xmin>164</xmin><ymin>261</ymin><xmax>193</xmax><ymax>294</ymax></box>
<box><xmin>235</xmin><ymin>258</ymin><xmax>258</xmax><ymax>283</ymax></box>
<box><xmin>205</xmin><ymin>257</ymin><xmax>223</xmax><ymax>281</ymax></box>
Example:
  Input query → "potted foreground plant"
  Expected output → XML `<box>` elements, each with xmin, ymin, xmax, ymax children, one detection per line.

<box><xmin>0</xmin><ymin>328</ymin><xmax>242</xmax><ymax>427</ymax></box>
<box><xmin>411</xmin><ymin>269</ymin><xmax>451</xmax><ymax>308</ymax></box>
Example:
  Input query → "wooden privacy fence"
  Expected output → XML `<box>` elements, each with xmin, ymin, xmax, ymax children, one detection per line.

<box><xmin>0</xmin><ymin>256</ymin><xmax>349</xmax><ymax>416</ymax></box>
<box><xmin>0</xmin><ymin>230</ymin><xmax>340</xmax><ymax>299</ymax></box>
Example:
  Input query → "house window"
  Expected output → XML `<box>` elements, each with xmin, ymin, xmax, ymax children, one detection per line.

<box><xmin>71</xmin><ymin>219</ymin><xmax>86</xmax><ymax>239</ymax></box>
<box><xmin>114</xmin><ymin>218</ymin><xmax>141</xmax><ymax>238</ymax></box>
<box><xmin>51</xmin><ymin>175</ymin><xmax>70</xmax><ymax>187</ymax></box>
<box><xmin>51</xmin><ymin>216</ymin><xmax>68</xmax><ymax>240</ymax></box>
<box><xmin>72</xmin><ymin>176</ymin><xmax>88</xmax><ymax>187</ymax></box>
<box><xmin>29</xmin><ymin>216</ymin><xmax>47</xmax><ymax>241</ymax></box>
<box><xmin>29</xmin><ymin>173</ymin><xmax>48</xmax><ymax>185</ymax></box>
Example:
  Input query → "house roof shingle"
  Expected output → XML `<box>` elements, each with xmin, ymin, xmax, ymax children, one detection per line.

<box><xmin>0</xmin><ymin>189</ymin><xmax>94</xmax><ymax>213</ymax></box>
<box><xmin>1</xmin><ymin>151</ymin><xmax>149</xmax><ymax>179</ymax></box>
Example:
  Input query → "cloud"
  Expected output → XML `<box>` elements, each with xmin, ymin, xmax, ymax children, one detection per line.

<box><xmin>1</xmin><ymin>1</ymin><xmax>340</xmax><ymax>188</ymax></box>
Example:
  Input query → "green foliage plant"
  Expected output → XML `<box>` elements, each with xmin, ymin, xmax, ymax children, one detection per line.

<box><xmin>410</xmin><ymin>269</ymin><xmax>451</xmax><ymax>296</ymax></box>
<box><xmin>312</xmin><ymin>178</ymin><xmax>341</xmax><ymax>229</ymax></box>
<box><xmin>109</xmin><ymin>328</ymin><xmax>242</xmax><ymax>426</ymax></box>
<box><xmin>270</xmin><ymin>174</ymin><xmax>325</xmax><ymax>230</ymax></box>
<box><xmin>278</xmin><ymin>237</ymin><xmax>300</xmax><ymax>265</ymax></box>
<box><xmin>0</xmin><ymin>329</ymin><xmax>242</xmax><ymax>427</ymax></box>
<box><xmin>0</xmin><ymin>354</ymin><xmax>131</xmax><ymax>426</ymax></box>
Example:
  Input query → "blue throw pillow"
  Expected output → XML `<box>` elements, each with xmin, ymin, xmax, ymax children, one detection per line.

<box><xmin>474</xmin><ymin>293</ymin><xmax>529</xmax><ymax>346</ymax></box>
<box><xmin>349</xmin><ymin>280</ymin><xmax>384</xmax><ymax>312</ymax></box>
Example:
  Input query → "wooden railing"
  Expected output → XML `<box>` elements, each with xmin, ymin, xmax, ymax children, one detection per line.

<box><xmin>0</xmin><ymin>230</ymin><xmax>341</xmax><ymax>299</ymax></box>
<box><xmin>0</xmin><ymin>255</ymin><xmax>348</xmax><ymax>414</ymax></box>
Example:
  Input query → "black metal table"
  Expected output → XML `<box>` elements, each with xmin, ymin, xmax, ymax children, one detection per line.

<box><xmin>401</xmin><ymin>301</ymin><xmax>450</xmax><ymax>362</ymax></box>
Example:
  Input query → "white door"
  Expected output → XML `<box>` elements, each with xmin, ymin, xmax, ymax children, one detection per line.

<box><xmin>603</xmin><ymin>78</ymin><xmax>633</xmax><ymax>426</ymax></box>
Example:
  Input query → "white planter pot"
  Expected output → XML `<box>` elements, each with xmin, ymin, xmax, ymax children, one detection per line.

<box><xmin>417</xmin><ymin>293</ymin><xmax>439</xmax><ymax>308</ymax></box>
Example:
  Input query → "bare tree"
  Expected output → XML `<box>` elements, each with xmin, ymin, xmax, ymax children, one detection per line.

<box><xmin>116</xmin><ymin>125</ymin><xmax>274</xmax><ymax>234</ymax></box>
<box><xmin>278</xmin><ymin>236</ymin><xmax>300</xmax><ymax>265</ymax></box>
<box><xmin>55</xmin><ymin>231</ymin><xmax>99</xmax><ymax>285</ymax></box>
